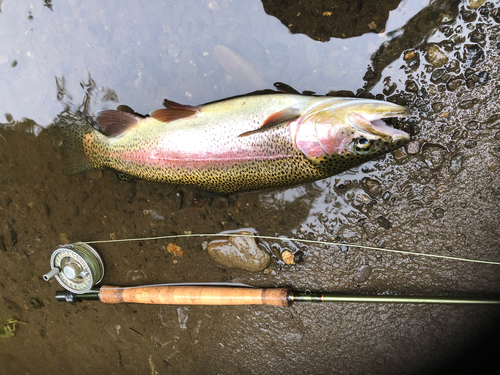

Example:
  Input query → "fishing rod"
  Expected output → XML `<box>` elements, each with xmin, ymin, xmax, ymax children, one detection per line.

<box><xmin>44</xmin><ymin>243</ymin><xmax>500</xmax><ymax>306</ymax></box>
<box><xmin>54</xmin><ymin>284</ymin><xmax>500</xmax><ymax>306</ymax></box>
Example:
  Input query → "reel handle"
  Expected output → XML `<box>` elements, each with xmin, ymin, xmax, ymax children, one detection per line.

<box><xmin>98</xmin><ymin>285</ymin><xmax>292</xmax><ymax>307</ymax></box>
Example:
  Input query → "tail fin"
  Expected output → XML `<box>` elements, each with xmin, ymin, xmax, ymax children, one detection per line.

<box><xmin>55</xmin><ymin>110</ymin><xmax>105</xmax><ymax>174</ymax></box>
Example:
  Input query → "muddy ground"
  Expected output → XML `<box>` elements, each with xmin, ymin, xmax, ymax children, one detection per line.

<box><xmin>1</xmin><ymin>1</ymin><xmax>500</xmax><ymax>374</ymax></box>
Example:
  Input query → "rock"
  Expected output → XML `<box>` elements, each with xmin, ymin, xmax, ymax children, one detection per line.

<box><xmin>404</xmin><ymin>50</ymin><xmax>416</xmax><ymax>60</ymax></box>
<box><xmin>354</xmin><ymin>265</ymin><xmax>372</xmax><ymax>283</ymax></box>
<box><xmin>469</xmin><ymin>0</ymin><xmax>486</xmax><ymax>9</ymax></box>
<box><xmin>377</xmin><ymin>216</ymin><xmax>391</xmax><ymax>230</ymax></box>
<box><xmin>477</xmin><ymin>71</ymin><xmax>489</xmax><ymax>85</ymax></box>
<box><xmin>393</xmin><ymin>149</ymin><xmax>407</xmax><ymax>162</ymax></box>
<box><xmin>433</xmin><ymin>208</ymin><xmax>445</xmax><ymax>219</ymax></box>
<box><xmin>363</xmin><ymin>178</ymin><xmax>382</xmax><ymax>195</ymax></box>
<box><xmin>425</xmin><ymin>45</ymin><xmax>448</xmax><ymax>67</ymax></box>
<box><xmin>449</xmin><ymin>154</ymin><xmax>463</xmax><ymax>175</ymax></box>
<box><xmin>422</xmin><ymin>144</ymin><xmax>447</xmax><ymax>170</ymax></box>
<box><xmin>464</xmin><ymin>139</ymin><xmax>477</xmax><ymax>149</ymax></box>
<box><xmin>407</xmin><ymin>141</ymin><xmax>420</xmax><ymax>155</ymax></box>
<box><xmin>432</xmin><ymin>102</ymin><xmax>444</xmax><ymax>112</ymax></box>
<box><xmin>447</xmin><ymin>78</ymin><xmax>465</xmax><ymax>92</ymax></box>
<box><xmin>458</xmin><ymin>100</ymin><xmax>474</xmax><ymax>110</ymax></box>
<box><xmin>207</xmin><ymin>231</ymin><xmax>270</xmax><ymax>272</ymax></box>
<box><xmin>167</xmin><ymin>243</ymin><xmax>183</xmax><ymax>257</ymax></box>
<box><xmin>430</xmin><ymin>68</ymin><xmax>446</xmax><ymax>83</ymax></box>
<box><xmin>463</xmin><ymin>44</ymin><xmax>484</xmax><ymax>68</ymax></box>
<box><xmin>281</xmin><ymin>250</ymin><xmax>295</xmax><ymax>265</ymax></box>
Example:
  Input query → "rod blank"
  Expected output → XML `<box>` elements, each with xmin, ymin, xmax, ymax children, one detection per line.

<box><xmin>289</xmin><ymin>293</ymin><xmax>500</xmax><ymax>305</ymax></box>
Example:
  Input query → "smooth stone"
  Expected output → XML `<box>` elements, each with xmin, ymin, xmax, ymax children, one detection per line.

<box><xmin>354</xmin><ymin>265</ymin><xmax>372</xmax><ymax>283</ymax></box>
<box><xmin>425</xmin><ymin>45</ymin><xmax>448</xmax><ymax>67</ymax></box>
<box><xmin>207</xmin><ymin>231</ymin><xmax>270</xmax><ymax>272</ymax></box>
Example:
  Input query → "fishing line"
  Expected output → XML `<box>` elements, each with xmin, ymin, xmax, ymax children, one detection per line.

<box><xmin>84</xmin><ymin>233</ymin><xmax>500</xmax><ymax>266</ymax></box>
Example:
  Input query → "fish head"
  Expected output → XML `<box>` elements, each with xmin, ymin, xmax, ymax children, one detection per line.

<box><xmin>292</xmin><ymin>98</ymin><xmax>410</xmax><ymax>169</ymax></box>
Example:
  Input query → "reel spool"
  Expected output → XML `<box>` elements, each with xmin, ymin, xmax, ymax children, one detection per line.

<box><xmin>43</xmin><ymin>242</ymin><xmax>105</xmax><ymax>294</ymax></box>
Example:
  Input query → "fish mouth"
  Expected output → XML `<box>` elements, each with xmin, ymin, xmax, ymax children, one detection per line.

<box><xmin>346</xmin><ymin>101</ymin><xmax>410</xmax><ymax>141</ymax></box>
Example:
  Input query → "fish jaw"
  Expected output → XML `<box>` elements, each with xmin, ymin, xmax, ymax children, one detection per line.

<box><xmin>292</xmin><ymin>98</ymin><xmax>410</xmax><ymax>162</ymax></box>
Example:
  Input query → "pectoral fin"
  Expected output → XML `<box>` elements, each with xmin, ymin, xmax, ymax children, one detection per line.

<box><xmin>238</xmin><ymin>107</ymin><xmax>301</xmax><ymax>137</ymax></box>
<box><xmin>95</xmin><ymin>110</ymin><xmax>142</xmax><ymax>136</ymax></box>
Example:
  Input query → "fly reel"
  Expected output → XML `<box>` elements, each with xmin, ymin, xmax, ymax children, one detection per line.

<box><xmin>43</xmin><ymin>242</ymin><xmax>104</xmax><ymax>294</ymax></box>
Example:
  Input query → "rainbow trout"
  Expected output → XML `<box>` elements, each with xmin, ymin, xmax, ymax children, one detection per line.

<box><xmin>57</xmin><ymin>94</ymin><xmax>410</xmax><ymax>193</ymax></box>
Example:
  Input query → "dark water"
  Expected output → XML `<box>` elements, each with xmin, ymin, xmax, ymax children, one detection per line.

<box><xmin>1</xmin><ymin>0</ymin><xmax>500</xmax><ymax>374</ymax></box>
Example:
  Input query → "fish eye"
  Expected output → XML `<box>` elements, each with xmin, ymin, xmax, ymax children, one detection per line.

<box><xmin>356</xmin><ymin>138</ymin><xmax>372</xmax><ymax>149</ymax></box>
<box><xmin>353</xmin><ymin>138</ymin><xmax>375</xmax><ymax>154</ymax></box>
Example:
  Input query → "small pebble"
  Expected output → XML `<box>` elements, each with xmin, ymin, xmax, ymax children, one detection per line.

<box><xmin>407</xmin><ymin>141</ymin><xmax>420</xmax><ymax>155</ymax></box>
<box><xmin>449</xmin><ymin>154</ymin><xmax>463</xmax><ymax>175</ymax></box>
<box><xmin>393</xmin><ymin>149</ymin><xmax>407</xmax><ymax>162</ymax></box>
<box><xmin>446</xmin><ymin>78</ymin><xmax>465</xmax><ymax>92</ymax></box>
<box><xmin>433</xmin><ymin>208</ymin><xmax>445</xmax><ymax>219</ymax></box>
<box><xmin>282</xmin><ymin>250</ymin><xmax>295</xmax><ymax>265</ymax></box>
<box><xmin>364</xmin><ymin>178</ymin><xmax>382</xmax><ymax>195</ymax></box>
<box><xmin>464</xmin><ymin>139</ymin><xmax>477</xmax><ymax>149</ymax></box>
<box><xmin>404</xmin><ymin>50</ymin><xmax>416</xmax><ymax>60</ymax></box>
<box><xmin>422</xmin><ymin>145</ymin><xmax>447</xmax><ymax>170</ymax></box>
<box><xmin>477</xmin><ymin>71</ymin><xmax>489</xmax><ymax>85</ymax></box>
<box><xmin>425</xmin><ymin>45</ymin><xmax>448</xmax><ymax>67</ymax></box>
<box><xmin>354</xmin><ymin>265</ymin><xmax>372</xmax><ymax>283</ymax></box>
<box><xmin>167</xmin><ymin>243</ymin><xmax>183</xmax><ymax>257</ymax></box>
<box><xmin>432</xmin><ymin>102</ymin><xmax>444</xmax><ymax>112</ymax></box>
<box><xmin>469</xmin><ymin>0</ymin><xmax>486</xmax><ymax>9</ymax></box>
<box><xmin>377</xmin><ymin>216</ymin><xmax>391</xmax><ymax>230</ymax></box>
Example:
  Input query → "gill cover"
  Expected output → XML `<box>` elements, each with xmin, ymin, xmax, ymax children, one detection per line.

<box><xmin>291</xmin><ymin>98</ymin><xmax>410</xmax><ymax>163</ymax></box>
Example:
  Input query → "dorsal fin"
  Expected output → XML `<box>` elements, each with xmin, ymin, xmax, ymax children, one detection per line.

<box><xmin>163</xmin><ymin>99</ymin><xmax>201</xmax><ymax>111</ymax></box>
<box><xmin>274</xmin><ymin>82</ymin><xmax>301</xmax><ymax>95</ymax></box>
<box><xmin>95</xmin><ymin>110</ymin><xmax>142</xmax><ymax>136</ymax></box>
<box><xmin>150</xmin><ymin>108</ymin><xmax>197</xmax><ymax>123</ymax></box>
<box><xmin>238</xmin><ymin>107</ymin><xmax>301</xmax><ymax>137</ymax></box>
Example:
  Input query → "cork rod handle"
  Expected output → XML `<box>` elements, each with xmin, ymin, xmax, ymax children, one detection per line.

<box><xmin>99</xmin><ymin>285</ymin><xmax>292</xmax><ymax>307</ymax></box>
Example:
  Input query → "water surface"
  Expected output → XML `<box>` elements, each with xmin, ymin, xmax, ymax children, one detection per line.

<box><xmin>1</xmin><ymin>1</ymin><xmax>499</xmax><ymax>374</ymax></box>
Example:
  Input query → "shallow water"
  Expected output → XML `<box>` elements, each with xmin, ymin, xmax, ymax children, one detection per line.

<box><xmin>1</xmin><ymin>0</ymin><xmax>500</xmax><ymax>374</ymax></box>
